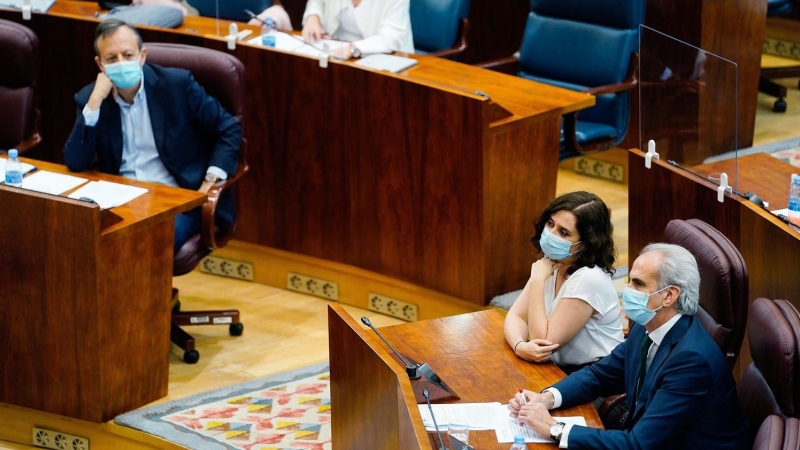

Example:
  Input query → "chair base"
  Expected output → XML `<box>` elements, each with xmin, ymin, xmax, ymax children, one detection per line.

<box><xmin>171</xmin><ymin>288</ymin><xmax>243</xmax><ymax>364</ymax></box>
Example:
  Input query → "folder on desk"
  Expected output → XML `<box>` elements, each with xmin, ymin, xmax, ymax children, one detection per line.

<box><xmin>0</xmin><ymin>157</ymin><xmax>37</xmax><ymax>181</ymax></box>
<box><xmin>355</xmin><ymin>54</ymin><xmax>418</xmax><ymax>73</ymax></box>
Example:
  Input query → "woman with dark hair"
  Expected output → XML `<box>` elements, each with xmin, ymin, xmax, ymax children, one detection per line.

<box><xmin>504</xmin><ymin>191</ymin><xmax>623</xmax><ymax>373</ymax></box>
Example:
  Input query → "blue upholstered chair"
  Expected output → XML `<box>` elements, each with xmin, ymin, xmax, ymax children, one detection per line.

<box><xmin>759</xmin><ymin>0</ymin><xmax>800</xmax><ymax>113</ymax></box>
<box><xmin>189</xmin><ymin>0</ymin><xmax>272</xmax><ymax>22</ymax></box>
<box><xmin>410</xmin><ymin>0</ymin><xmax>471</xmax><ymax>57</ymax></box>
<box><xmin>479</xmin><ymin>0</ymin><xmax>644</xmax><ymax>161</ymax></box>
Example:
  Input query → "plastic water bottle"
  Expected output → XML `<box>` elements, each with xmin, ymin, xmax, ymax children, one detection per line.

<box><xmin>509</xmin><ymin>434</ymin><xmax>527</xmax><ymax>449</ymax></box>
<box><xmin>261</xmin><ymin>18</ymin><xmax>277</xmax><ymax>48</ymax></box>
<box><xmin>789</xmin><ymin>173</ymin><xmax>800</xmax><ymax>226</ymax></box>
<box><xmin>4</xmin><ymin>149</ymin><xmax>22</xmax><ymax>187</ymax></box>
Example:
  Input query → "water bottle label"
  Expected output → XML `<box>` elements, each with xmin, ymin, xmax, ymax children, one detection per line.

<box><xmin>5</xmin><ymin>171</ymin><xmax>22</xmax><ymax>185</ymax></box>
<box><xmin>789</xmin><ymin>197</ymin><xmax>800</xmax><ymax>212</ymax></box>
<box><xmin>262</xmin><ymin>34</ymin><xmax>276</xmax><ymax>47</ymax></box>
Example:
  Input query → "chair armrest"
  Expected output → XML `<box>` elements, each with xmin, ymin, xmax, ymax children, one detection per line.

<box><xmin>15</xmin><ymin>109</ymin><xmax>42</xmax><ymax>154</ymax></box>
<box><xmin>598</xmin><ymin>393</ymin><xmax>629</xmax><ymax>429</ymax></box>
<box><xmin>563</xmin><ymin>52</ymin><xmax>639</xmax><ymax>156</ymax></box>
<box><xmin>475</xmin><ymin>55</ymin><xmax>519</xmax><ymax>74</ymax></box>
<box><xmin>200</xmin><ymin>138</ymin><xmax>249</xmax><ymax>250</ymax></box>
<box><xmin>427</xmin><ymin>18</ymin><xmax>469</xmax><ymax>58</ymax></box>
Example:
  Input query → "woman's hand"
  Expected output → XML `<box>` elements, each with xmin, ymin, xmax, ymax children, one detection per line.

<box><xmin>302</xmin><ymin>15</ymin><xmax>328</xmax><ymax>43</ymax></box>
<box><xmin>515</xmin><ymin>338</ymin><xmax>559</xmax><ymax>362</ymax></box>
<box><xmin>530</xmin><ymin>257</ymin><xmax>562</xmax><ymax>283</ymax></box>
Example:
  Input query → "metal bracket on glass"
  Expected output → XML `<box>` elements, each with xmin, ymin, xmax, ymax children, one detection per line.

<box><xmin>319</xmin><ymin>43</ymin><xmax>330</xmax><ymax>68</ymax></box>
<box><xmin>226</xmin><ymin>23</ymin><xmax>239</xmax><ymax>50</ymax></box>
<box><xmin>645</xmin><ymin>139</ymin><xmax>659</xmax><ymax>169</ymax></box>
<box><xmin>21</xmin><ymin>0</ymin><xmax>31</xmax><ymax>20</ymax></box>
<box><xmin>716</xmin><ymin>172</ymin><xmax>730</xmax><ymax>203</ymax></box>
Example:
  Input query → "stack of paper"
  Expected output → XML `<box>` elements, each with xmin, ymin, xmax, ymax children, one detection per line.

<box><xmin>67</xmin><ymin>180</ymin><xmax>148</xmax><ymax>209</ymax></box>
<box><xmin>20</xmin><ymin>171</ymin><xmax>88</xmax><ymax>195</ymax></box>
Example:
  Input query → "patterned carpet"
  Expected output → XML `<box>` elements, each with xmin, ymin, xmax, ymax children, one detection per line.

<box><xmin>772</xmin><ymin>147</ymin><xmax>800</xmax><ymax>168</ymax></box>
<box><xmin>116</xmin><ymin>362</ymin><xmax>331</xmax><ymax>450</ymax></box>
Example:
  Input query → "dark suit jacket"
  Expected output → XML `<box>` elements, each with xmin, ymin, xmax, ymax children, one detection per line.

<box><xmin>553</xmin><ymin>315</ymin><xmax>748</xmax><ymax>449</ymax></box>
<box><xmin>63</xmin><ymin>63</ymin><xmax>242</xmax><ymax>223</ymax></box>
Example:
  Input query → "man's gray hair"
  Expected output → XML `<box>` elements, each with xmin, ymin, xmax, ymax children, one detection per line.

<box><xmin>641</xmin><ymin>243</ymin><xmax>700</xmax><ymax>315</ymax></box>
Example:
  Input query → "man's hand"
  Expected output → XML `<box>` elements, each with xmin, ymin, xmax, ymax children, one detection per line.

<box><xmin>508</xmin><ymin>389</ymin><xmax>555</xmax><ymax>417</ymax></box>
<box><xmin>302</xmin><ymin>15</ymin><xmax>328</xmax><ymax>43</ymax></box>
<box><xmin>87</xmin><ymin>72</ymin><xmax>115</xmax><ymax>111</ymax></box>
<box><xmin>516</xmin><ymin>339</ymin><xmax>559</xmax><ymax>363</ymax></box>
<box><xmin>519</xmin><ymin>403</ymin><xmax>558</xmax><ymax>439</ymax></box>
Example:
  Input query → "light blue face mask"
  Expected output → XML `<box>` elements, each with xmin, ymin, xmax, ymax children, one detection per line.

<box><xmin>104</xmin><ymin>55</ymin><xmax>142</xmax><ymax>90</ymax></box>
<box><xmin>622</xmin><ymin>285</ymin><xmax>671</xmax><ymax>326</ymax></box>
<box><xmin>539</xmin><ymin>226</ymin><xmax>580</xmax><ymax>261</ymax></box>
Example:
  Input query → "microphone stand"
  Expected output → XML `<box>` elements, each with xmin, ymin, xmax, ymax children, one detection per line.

<box><xmin>423</xmin><ymin>389</ymin><xmax>447</xmax><ymax>450</ymax></box>
<box><xmin>361</xmin><ymin>317</ymin><xmax>420</xmax><ymax>379</ymax></box>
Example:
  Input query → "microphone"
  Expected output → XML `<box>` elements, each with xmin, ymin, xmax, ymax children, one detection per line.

<box><xmin>243</xmin><ymin>9</ymin><xmax>329</xmax><ymax>55</ymax></box>
<box><xmin>361</xmin><ymin>316</ymin><xmax>421</xmax><ymax>379</ymax></box>
<box><xmin>423</xmin><ymin>389</ymin><xmax>447</xmax><ymax>450</ymax></box>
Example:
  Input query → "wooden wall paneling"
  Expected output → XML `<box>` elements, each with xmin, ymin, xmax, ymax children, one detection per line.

<box><xmin>328</xmin><ymin>304</ymin><xmax>425</xmax><ymax>450</ymax></box>
<box><xmin>483</xmin><ymin>117</ymin><xmax>560</xmax><ymax>300</ymax></box>
<box><xmin>96</xmin><ymin>220</ymin><xmax>173</xmax><ymax>421</ymax></box>
<box><xmin>0</xmin><ymin>189</ymin><xmax>101</xmax><ymax>420</ymax></box>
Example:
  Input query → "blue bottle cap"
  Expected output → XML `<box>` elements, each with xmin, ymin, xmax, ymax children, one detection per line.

<box><xmin>8</xmin><ymin>149</ymin><xmax>18</xmax><ymax>158</ymax></box>
<box><xmin>514</xmin><ymin>434</ymin><xmax>525</xmax><ymax>443</ymax></box>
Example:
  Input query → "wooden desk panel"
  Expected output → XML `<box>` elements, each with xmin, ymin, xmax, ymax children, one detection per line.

<box><xmin>0</xmin><ymin>161</ymin><xmax>205</xmax><ymax>422</ymax></box>
<box><xmin>0</xmin><ymin>1</ymin><xmax>593</xmax><ymax>304</ymax></box>
<box><xmin>329</xmin><ymin>304</ymin><xmax>602</xmax><ymax>450</ymax></box>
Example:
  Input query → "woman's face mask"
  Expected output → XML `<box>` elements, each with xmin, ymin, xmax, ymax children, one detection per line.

<box><xmin>539</xmin><ymin>226</ymin><xmax>580</xmax><ymax>261</ymax></box>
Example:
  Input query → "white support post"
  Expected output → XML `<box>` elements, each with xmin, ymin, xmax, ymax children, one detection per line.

<box><xmin>644</xmin><ymin>139</ymin><xmax>659</xmax><ymax>169</ymax></box>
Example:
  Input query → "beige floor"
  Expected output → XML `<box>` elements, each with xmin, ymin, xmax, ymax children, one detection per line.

<box><xmin>1</xmin><ymin>78</ymin><xmax>798</xmax><ymax>449</ymax></box>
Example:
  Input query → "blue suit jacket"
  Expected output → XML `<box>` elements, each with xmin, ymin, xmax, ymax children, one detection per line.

<box><xmin>553</xmin><ymin>315</ymin><xmax>748</xmax><ymax>449</ymax></box>
<box><xmin>63</xmin><ymin>63</ymin><xmax>241</xmax><ymax>223</ymax></box>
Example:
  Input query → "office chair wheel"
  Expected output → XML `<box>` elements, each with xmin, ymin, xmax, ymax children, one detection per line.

<box><xmin>773</xmin><ymin>98</ymin><xmax>787</xmax><ymax>113</ymax></box>
<box><xmin>183</xmin><ymin>349</ymin><xmax>200</xmax><ymax>364</ymax></box>
<box><xmin>230</xmin><ymin>323</ymin><xmax>244</xmax><ymax>336</ymax></box>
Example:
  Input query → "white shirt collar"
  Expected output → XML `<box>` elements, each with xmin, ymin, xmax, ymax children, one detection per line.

<box><xmin>647</xmin><ymin>313</ymin><xmax>683</xmax><ymax>346</ymax></box>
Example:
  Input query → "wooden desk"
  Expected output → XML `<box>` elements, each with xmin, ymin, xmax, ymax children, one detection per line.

<box><xmin>0</xmin><ymin>159</ymin><xmax>205</xmax><ymax>423</ymax></box>
<box><xmin>0</xmin><ymin>2</ymin><xmax>594</xmax><ymax>305</ymax></box>
<box><xmin>628</xmin><ymin>149</ymin><xmax>800</xmax><ymax>380</ymax></box>
<box><xmin>328</xmin><ymin>304</ymin><xmax>602</xmax><ymax>449</ymax></box>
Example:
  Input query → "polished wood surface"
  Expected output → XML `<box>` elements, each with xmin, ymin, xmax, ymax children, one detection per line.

<box><xmin>329</xmin><ymin>304</ymin><xmax>602</xmax><ymax>449</ymax></box>
<box><xmin>628</xmin><ymin>149</ymin><xmax>800</xmax><ymax>380</ymax></box>
<box><xmin>0</xmin><ymin>160</ymin><xmax>204</xmax><ymax>423</ymax></box>
<box><xmin>0</xmin><ymin>1</ymin><xmax>593</xmax><ymax>305</ymax></box>
<box><xmin>622</xmin><ymin>0</ymin><xmax>767</xmax><ymax>155</ymax></box>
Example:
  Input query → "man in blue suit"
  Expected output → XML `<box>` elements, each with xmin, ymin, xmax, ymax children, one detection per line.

<box><xmin>510</xmin><ymin>243</ymin><xmax>748</xmax><ymax>449</ymax></box>
<box><xmin>64</xmin><ymin>19</ymin><xmax>241</xmax><ymax>252</ymax></box>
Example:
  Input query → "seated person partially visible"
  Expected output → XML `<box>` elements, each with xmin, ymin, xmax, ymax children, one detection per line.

<box><xmin>254</xmin><ymin>0</ymin><xmax>414</xmax><ymax>60</ymax></box>
<box><xmin>504</xmin><ymin>191</ymin><xmax>623</xmax><ymax>374</ymax></box>
<box><xmin>63</xmin><ymin>19</ymin><xmax>242</xmax><ymax>253</ymax></box>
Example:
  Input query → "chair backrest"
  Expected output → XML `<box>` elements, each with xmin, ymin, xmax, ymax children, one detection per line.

<box><xmin>144</xmin><ymin>43</ymin><xmax>247</xmax><ymax>274</ymax></box>
<box><xmin>517</xmin><ymin>0</ymin><xmax>644</xmax><ymax>146</ymax></box>
<box><xmin>738</xmin><ymin>298</ymin><xmax>800</xmax><ymax>445</ymax></box>
<box><xmin>767</xmin><ymin>0</ymin><xmax>794</xmax><ymax>17</ymax></box>
<box><xmin>0</xmin><ymin>19</ymin><xmax>38</xmax><ymax>151</ymax></box>
<box><xmin>144</xmin><ymin>43</ymin><xmax>245</xmax><ymax>122</ymax></box>
<box><xmin>188</xmin><ymin>0</ymin><xmax>272</xmax><ymax>22</ymax></box>
<box><xmin>662</xmin><ymin>218</ymin><xmax>748</xmax><ymax>368</ymax></box>
<box><xmin>410</xmin><ymin>0</ymin><xmax>470</xmax><ymax>53</ymax></box>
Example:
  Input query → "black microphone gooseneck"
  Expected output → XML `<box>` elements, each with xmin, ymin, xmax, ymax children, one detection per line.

<box><xmin>243</xmin><ymin>9</ymin><xmax>329</xmax><ymax>55</ymax></box>
<box><xmin>423</xmin><ymin>389</ymin><xmax>447</xmax><ymax>450</ymax></box>
<box><xmin>361</xmin><ymin>317</ymin><xmax>420</xmax><ymax>379</ymax></box>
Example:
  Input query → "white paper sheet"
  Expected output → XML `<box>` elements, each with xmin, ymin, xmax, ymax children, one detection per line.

<box><xmin>247</xmin><ymin>33</ymin><xmax>348</xmax><ymax>58</ymax></box>
<box><xmin>418</xmin><ymin>402</ymin><xmax>500</xmax><ymax>431</ymax></box>
<box><xmin>19</xmin><ymin>170</ymin><xmax>88</xmax><ymax>195</ymax></box>
<box><xmin>67</xmin><ymin>180</ymin><xmax>147</xmax><ymax>209</ymax></box>
<box><xmin>355</xmin><ymin>54</ymin><xmax>418</xmax><ymax>73</ymax></box>
<box><xmin>494</xmin><ymin>404</ymin><xmax>586</xmax><ymax>443</ymax></box>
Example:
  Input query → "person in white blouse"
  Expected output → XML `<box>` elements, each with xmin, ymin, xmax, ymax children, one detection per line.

<box><xmin>504</xmin><ymin>191</ymin><xmax>623</xmax><ymax>374</ymax></box>
<box><xmin>299</xmin><ymin>0</ymin><xmax>414</xmax><ymax>59</ymax></box>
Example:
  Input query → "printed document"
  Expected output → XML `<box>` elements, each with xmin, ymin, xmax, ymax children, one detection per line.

<box><xmin>67</xmin><ymin>180</ymin><xmax>147</xmax><ymax>209</ymax></box>
<box><xmin>418</xmin><ymin>402</ymin><xmax>500</xmax><ymax>431</ymax></box>
<box><xmin>495</xmin><ymin>403</ymin><xmax>586</xmax><ymax>443</ymax></box>
<box><xmin>247</xmin><ymin>34</ymin><xmax>348</xmax><ymax>58</ymax></box>
<box><xmin>19</xmin><ymin>171</ymin><xmax>88</xmax><ymax>195</ymax></box>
